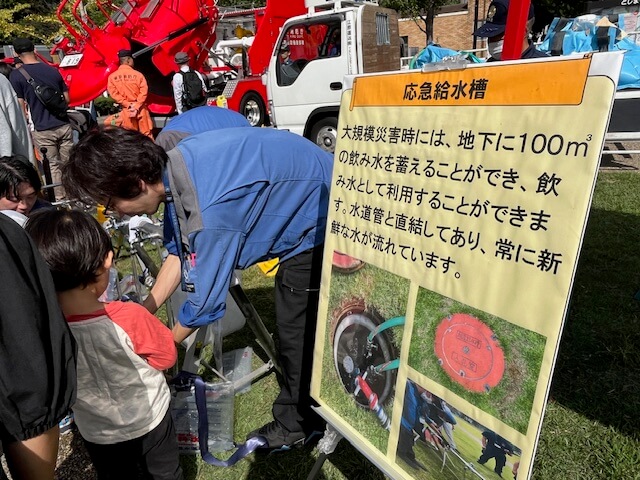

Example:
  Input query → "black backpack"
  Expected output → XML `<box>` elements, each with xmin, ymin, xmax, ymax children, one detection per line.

<box><xmin>67</xmin><ymin>108</ymin><xmax>97</xmax><ymax>138</ymax></box>
<box><xmin>18</xmin><ymin>67</ymin><xmax>69</xmax><ymax>120</ymax></box>
<box><xmin>180</xmin><ymin>69</ymin><xmax>206</xmax><ymax>110</ymax></box>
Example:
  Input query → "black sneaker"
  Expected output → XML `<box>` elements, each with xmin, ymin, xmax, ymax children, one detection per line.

<box><xmin>400</xmin><ymin>455</ymin><xmax>428</xmax><ymax>472</ymax></box>
<box><xmin>247</xmin><ymin>421</ymin><xmax>306</xmax><ymax>452</ymax></box>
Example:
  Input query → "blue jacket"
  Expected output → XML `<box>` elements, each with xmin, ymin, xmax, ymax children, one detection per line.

<box><xmin>164</xmin><ymin>127</ymin><xmax>333</xmax><ymax>328</ymax></box>
<box><xmin>155</xmin><ymin>106</ymin><xmax>250</xmax><ymax>152</ymax></box>
<box><xmin>401</xmin><ymin>381</ymin><xmax>421</xmax><ymax>431</ymax></box>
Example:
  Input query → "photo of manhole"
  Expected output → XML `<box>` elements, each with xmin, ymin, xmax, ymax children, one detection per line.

<box><xmin>333</xmin><ymin>302</ymin><xmax>397</xmax><ymax>407</ymax></box>
<box><xmin>434</xmin><ymin>313</ymin><xmax>505</xmax><ymax>393</ymax></box>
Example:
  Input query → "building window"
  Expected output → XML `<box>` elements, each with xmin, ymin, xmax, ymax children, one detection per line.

<box><xmin>400</xmin><ymin>35</ymin><xmax>408</xmax><ymax>57</ymax></box>
<box><xmin>376</xmin><ymin>13</ymin><xmax>391</xmax><ymax>45</ymax></box>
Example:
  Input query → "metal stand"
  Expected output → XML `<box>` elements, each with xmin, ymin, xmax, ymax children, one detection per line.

<box><xmin>306</xmin><ymin>424</ymin><xmax>343</xmax><ymax>480</ymax></box>
<box><xmin>40</xmin><ymin>147</ymin><xmax>56</xmax><ymax>203</ymax></box>
<box><xmin>109</xmin><ymin>218</ymin><xmax>280</xmax><ymax>387</ymax></box>
<box><xmin>178</xmin><ymin>281</ymin><xmax>281</xmax><ymax>380</ymax></box>
<box><xmin>229</xmin><ymin>283</ymin><xmax>282</xmax><ymax>376</ymax></box>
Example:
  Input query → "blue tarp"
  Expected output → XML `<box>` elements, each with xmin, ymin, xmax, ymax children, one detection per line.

<box><xmin>410</xmin><ymin>44</ymin><xmax>483</xmax><ymax>69</ymax></box>
<box><xmin>539</xmin><ymin>15</ymin><xmax>640</xmax><ymax>89</ymax></box>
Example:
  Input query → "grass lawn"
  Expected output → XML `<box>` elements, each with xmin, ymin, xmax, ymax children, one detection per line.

<box><xmin>123</xmin><ymin>172</ymin><xmax>640</xmax><ymax>479</ymax></box>
<box><xmin>60</xmin><ymin>172</ymin><xmax>640</xmax><ymax>480</ymax></box>
<box><xmin>397</xmin><ymin>411</ymin><xmax>517</xmax><ymax>480</ymax></box>
<box><xmin>409</xmin><ymin>288</ymin><xmax>545</xmax><ymax>434</ymax></box>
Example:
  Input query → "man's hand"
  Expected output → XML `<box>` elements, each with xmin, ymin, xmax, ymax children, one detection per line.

<box><xmin>172</xmin><ymin>323</ymin><xmax>195</xmax><ymax>344</ymax></box>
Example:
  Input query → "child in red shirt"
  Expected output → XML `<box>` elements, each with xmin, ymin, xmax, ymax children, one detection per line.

<box><xmin>26</xmin><ymin>209</ymin><xmax>182</xmax><ymax>480</ymax></box>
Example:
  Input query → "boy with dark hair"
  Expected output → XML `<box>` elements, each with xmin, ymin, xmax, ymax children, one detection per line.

<box><xmin>25</xmin><ymin>209</ymin><xmax>182</xmax><ymax>479</ymax></box>
<box><xmin>62</xmin><ymin>125</ymin><xmax>333</xmax><ymax>451</ymax></box>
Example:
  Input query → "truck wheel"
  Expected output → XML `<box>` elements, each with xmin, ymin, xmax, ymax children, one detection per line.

<box><xmin>309</xmin><ymin>116</ymin><xmax>338</xmax><ymax>153</ymax></box>
<box><xmin>240</xmin><ymin>93</ymin><xmax>267</xmax><ymax>127</ymax></box>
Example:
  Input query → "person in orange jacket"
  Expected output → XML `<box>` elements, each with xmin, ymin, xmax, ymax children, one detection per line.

<box><xmin>107</xmin><ymin>49</ymin><xmax>153</xmax><ymax>138</ymax></box>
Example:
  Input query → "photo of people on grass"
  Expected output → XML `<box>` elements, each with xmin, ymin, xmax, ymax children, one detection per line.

<box><xmin>396</xmin><ymin>379</ymin><xmax>522</xmax><ymax>480</ymax></box>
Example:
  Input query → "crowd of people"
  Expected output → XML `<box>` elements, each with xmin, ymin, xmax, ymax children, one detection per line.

<box><xmin>0</xmin><ymin>36</ymin><xmax>333</xmax><ymax>476</ymax></box>
<box><xmin>0</xmin><ymin>0</ymin><xmax>544</xmax><ymax>478</ymax></box>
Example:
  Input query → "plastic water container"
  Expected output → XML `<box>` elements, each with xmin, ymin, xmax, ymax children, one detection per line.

<box><xmin>171</xmin><ymin>381</ymin><xmax>234</xmax><ymax>454</ymax></box>
<box><xmin>222</xmin><ymin>347</ymin><xmax>253</xmax><ymax>394</ymax></box>
<box><xmin>171</xmin><ymin>390</ymin><xmax>200</xmax><ymax>454</ymax></box>
<box><xmin>98</xmin><ymin>267</ymin><xmax>119</xmax><ymax>302</ymax></box>
<box><xmin>204</xmin><ymin>382</ymin><xmax>234</xmax><ymax>452</ymax></box>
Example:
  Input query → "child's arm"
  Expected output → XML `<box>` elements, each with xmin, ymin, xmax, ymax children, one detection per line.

<box><xmin>107</xmin><ymin>302</ymin><xmax>177</xmax><ymax>370</ymax></box>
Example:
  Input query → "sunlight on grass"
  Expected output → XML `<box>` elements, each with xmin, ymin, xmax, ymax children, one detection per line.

<box><xmin>128</xmin><ymin>172</ymin><xmax>639</xmax><ymax>479</ymax></box>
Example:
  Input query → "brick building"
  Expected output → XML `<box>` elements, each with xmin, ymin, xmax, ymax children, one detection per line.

<box><xmin>398</xmin><ymin>0</ymin><xmax>496</xmax><ymax>59</ymax></box>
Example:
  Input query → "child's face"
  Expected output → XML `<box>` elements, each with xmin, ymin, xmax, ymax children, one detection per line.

<box><xmin>95</xmin><ymin>251</ymin><xmax>114</xmax><ymax>300</ymax></box>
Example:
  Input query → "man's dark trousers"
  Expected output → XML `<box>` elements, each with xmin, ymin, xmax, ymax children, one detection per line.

<box><xmin>272</xmin><ymin>245</ymin><xmax>324</xmax><ymax>434</ymax></box>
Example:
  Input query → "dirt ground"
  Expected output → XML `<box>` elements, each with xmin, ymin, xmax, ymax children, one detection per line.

<box><xmin>600</xmin><ymin>141</ymin><xmax>640</xmax><ymax>171</ymax></box>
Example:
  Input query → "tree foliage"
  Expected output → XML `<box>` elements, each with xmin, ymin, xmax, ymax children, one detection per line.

<box><xmin>381</xmin><ymin>0</ymin><xmax>461</xmax><ymax>44</ymax></box>
<box><xmin>0</xmin><ymin>3</ymin><xmax>65</xmax><ymax>45</ymax></box>
<box><xmin>0</xmin><ymin>0</ymin><xmax>58</xmax><ymax>14</ymax></box>
<box><xmin>535</xmin><ymin>0</ymin><xmax>586</xmax><ymax>19</ymax></box>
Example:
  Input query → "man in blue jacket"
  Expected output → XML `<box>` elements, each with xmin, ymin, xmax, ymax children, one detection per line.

<box><xmin>62</xmin><ymin>124</ymin><xmax>333</xmax><ymax>451</ymax></box>
<box><xmin>154</xmin><ymin>106</ymin><xmax>250</xmax><ymax>152</ymax></box>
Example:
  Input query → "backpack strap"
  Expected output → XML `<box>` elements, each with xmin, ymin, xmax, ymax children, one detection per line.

<box><xmin>17</xmin><ymin>67</ymin><xmax>67</xmax><ymax>117</ymax></box>
<box><xmin>17</xmin><ymin>66</ymin><xmax>34</xmax><ymax>83</ymax></box>
<box><xmin>18</xmin><ymin>67</ymin><xmax>42</xmax><ymax>101</ymax></box>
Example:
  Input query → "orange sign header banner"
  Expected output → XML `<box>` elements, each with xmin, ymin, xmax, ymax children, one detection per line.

<box><xmin>350</xmin><ymin>57</ymin><xmax>591</xmax><ymax>109</ymax></box>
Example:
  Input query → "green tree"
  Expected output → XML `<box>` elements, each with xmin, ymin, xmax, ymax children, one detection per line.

<box><xmin>0</xmin><ymin>2</ymin><xmax>64</xmax><ymax>44</ymax></box>
<box><xmin>536</xmin><ymin>0</ymin><xmax>585</xmax><ymax>18</ymax></box>
<box><xmin>381</xmin><ymin>0</ymin><xmax>461</xmax><ymax>44</ymax></box>
<box><xmin>0</xmin><ymin>0</ymin><xmax>58</xmax><ymax>14</ymax></box>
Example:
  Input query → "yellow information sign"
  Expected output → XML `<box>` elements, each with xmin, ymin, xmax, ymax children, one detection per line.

<box><xmin>349</xmin><ymin>57</ymin><xmax>591</xmax><ymax>108</ymax></box>
<box><xmin>311</xmin><ymin>53</ymin><xmax>623</xmax><ymax>480</ymax></box>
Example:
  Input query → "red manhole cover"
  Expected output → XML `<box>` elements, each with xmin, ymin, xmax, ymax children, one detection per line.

<box><xmin>434</xmin><ymin>313</ymin><xmax>505</xmax><ymax>393</ymax></box>
<box><xmin>332</xmin><ymin>252</ymin><xmax>365</xmax><ymax>273</ymax></box>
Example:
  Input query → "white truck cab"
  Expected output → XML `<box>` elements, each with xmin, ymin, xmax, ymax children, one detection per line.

<box><xmin>266</xmin><ymin>0</ymin><xmax>400</xmax><ymax>152</ymax></box>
